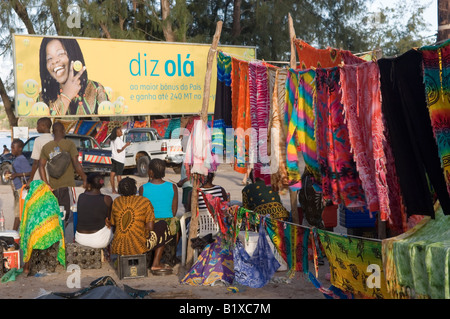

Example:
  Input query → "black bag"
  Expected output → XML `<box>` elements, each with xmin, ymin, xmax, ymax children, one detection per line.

<box><xmin>47</xmin><ymin>151</ymin><xmax>71</xmax><ymax>179</ymax></box>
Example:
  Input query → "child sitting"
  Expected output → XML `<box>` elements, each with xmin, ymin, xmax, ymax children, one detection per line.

<box><xmin>8</xmin><ymin>139</ymin><xmax>31</xmax><ymax>230</ymax></box>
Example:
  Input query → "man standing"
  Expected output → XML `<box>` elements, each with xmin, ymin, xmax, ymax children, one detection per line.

<box><xmin>27</xmin><ymin>117</ymin><xmax>53</xmax><ymax>187</ymax></box>
<box><xmin>39</xmin><ymin>122</ymin><xmax>87</xmax><ymax>226</ymax></box>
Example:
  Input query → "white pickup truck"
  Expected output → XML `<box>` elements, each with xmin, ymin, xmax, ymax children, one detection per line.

<box><xmin>101</xmin><ymin>127</ymin><xmax>184</xmax><ymax>176</ymax></box>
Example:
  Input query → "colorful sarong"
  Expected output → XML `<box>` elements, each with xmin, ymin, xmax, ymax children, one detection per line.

<box><xmin>420</xmin><ymin>40</ymin><xmax>450</xmax><ymax>196</ymax></box>
<box><xmin>294</xmin><ymin>39</ymin><xmax>342</xmax><ymax>70</ymax></box>
<box><xmin>265</xmin><ymin>217</ymin><xmax>310</xmax><ymax>277</ymax></box>
<box><xmin>285</xmin><ymin>68</ymin><xmax>320</xmax><ymax>191</ymax></box>
<box><xmin>180</xmin><ymin>236</ymin><xmax>234</xmax><ymax>286</ymax></box>
<box><xmin>340</xmin><ymin>62</ymin><xmax>389</xmax><ymax>218</ymax></box>
<box><xmin>315</xmin><ymin>67</ymin><xmax>366</xmax><ymax>208</ymax></box>
<box><xmin>73</xmin><ymin>120</ymin><xmax>100</xmax><ymax>136</ymax></box>
<box><xmin>19</xmin><ymin>180</ymin><xmax>66</xmax><ymax>266</ymax></box>
<box><xmin>233</xmin><ymin>59</ymin><xmax>252</xmax><ymax>174</ymax></box>
<box><xmin>249</xmin><ymin>62</ymin><xmax>271</xmax><ymax>184</ymax></box>
<box><xmin>164</xmin><ymin>117</ymin><xmax>181</xmax><ymax>139</ymax></box>
<box><xmin>268</xmin><ymin>68</ymin><xmax>289</xmax><ymax>191</ymax></box>
<box><xmin>151</xmin><ymin>119</ymin><xmax>170</xmax><ymax>137</ymax></box>
<box><xmin>317</xmin><ymin>229</ymin><xmax>390</xmax><ymax>299</ymax></box>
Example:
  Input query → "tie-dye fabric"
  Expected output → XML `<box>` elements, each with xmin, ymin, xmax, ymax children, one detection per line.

<box><xmin>315</xmin><ymin>67</ymin><xmax>366</xmax><ymax>208</ymax></box>
<box><xmin>249</xmin><ymin>62</ymin><xmax>271</xmax><ymax>184</ymax></box>
<box><xmin>317</xmin><ymin>229</ymin><xmax>391</xmax><ymax>299</ymax></box>
<box><xmin>265</xmin><ymin>217</ymin><xmax>310</xmax><ymax>277</ymax></box>
<box><xmin>420</xmin><ymin>40</ymin><xmax>450</xmax><ymax>196</ymax></box>
<box><xmin>232</xmin><ymin>58</ymin><xmax>251</xmax><ymax>174</ymax></box>
<box><xmin>340</xmin><ymin>62</ymin><xmax>390</xmax><ymax>219</ymax></box>
<box><xmin>285</xmin><ymin>69</ymin><xmax>320</xmax><ymax>190</ymax></box>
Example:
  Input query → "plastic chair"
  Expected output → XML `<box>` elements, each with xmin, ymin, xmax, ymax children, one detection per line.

<box><xmin>180</xmin><ymin>209</ymin><xmax>220</xmax><ymax>267</ymax></box>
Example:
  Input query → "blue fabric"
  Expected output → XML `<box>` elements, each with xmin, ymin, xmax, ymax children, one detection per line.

<box><xmin>12</xmin><ymin>154</ymin><xmax>31</xmax><ymax>190</ymax></box>
<box><xmin>141</xmin><ymin>182</ymin><xmax>174</xmax><ymax>218</ymax></box>
<box><xmin>233</xmin><ymin>222</ymin><xmax>280</xmax><ymax>288</ymax></box>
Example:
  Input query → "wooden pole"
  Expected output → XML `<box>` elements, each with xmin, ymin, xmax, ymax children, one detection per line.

<box><xmin>288</xmin><ymin>13</ymin><xmax>300</xmax><ymax>224</ymax></box>
<box><xmin>185</xmin><ymin>21</ymin><xmax>223</xmax><ymax>268</ymax></box>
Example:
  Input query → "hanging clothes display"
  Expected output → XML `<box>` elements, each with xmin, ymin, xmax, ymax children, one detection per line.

<box><xmin>265</xmin><ymin>217</ymin><xmax>310</xmax><ymax>277</ymax></box>
<box><xmin>73</xmin><ymin>120</ymin><xmax>99</xmax><ymax>136</ymax></box>
<box><xmin>420</xmin><ymin>39</ymin><xmax>450</xmax><ymax>197</ymax></box>
<box><xmin>294</xmin><ymin>39</ymin><xmax>342</xmax><ymax>70</ymax></box>
<box><xmin>317</xmin><ymin>229</ymin><xmax>391</xmax><ymax>299</ymax></box>
<box><xmin>150</xmin><ymin>118</ymin><xmax>171</xmax><ymax>137</ymax></box>
<box><xmin>212</xmin><ymin>51</ymin><xmax>233</xmax><ymax>159</ymax></box>
<box><xmin>249</xmin><ymin>62</ymin><xmax>271</xmax><ymax>185</ymax></box>
<box><xmin>378</xmin><ymin>49</ymin><xmax>450</xmax><ymax>217</ymax></box>
<box><xmin>315</xmin><ymin>67</ymin><xmax>366</xmax><ymax>208</ymax></box>
<box><xmin>340</xmin><ymin>62</ymin><xmax>389</xmax><ymax>218</ymax></box>
<box><xmin>268</xmin><ymin>68</ymin><xmax>289</xmax><ymax>191</ymax></box>
<box><xmin>184</xmin><ymin>119</ymin><xmax>217</xmax><ymax>176</ymax></box>
<box><xmin>231</xmin><ymin>58</ymin><xmax>251</xmax><ymax>174</ymax></box>
<box><xmin>285</xmin><ymin>69</ymin><xmax>320</xmax><ymax>190</ymax></box>
<box><xmin>164</xmin><ymin>117</ymin><xmax>181</xmax><ymax>139</ymax></box>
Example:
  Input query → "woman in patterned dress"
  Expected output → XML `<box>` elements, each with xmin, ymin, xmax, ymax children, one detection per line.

<box><xmin>110</xmin><ymin>177</ymin><xmax>173</xmax><ymax>271</ymax></box>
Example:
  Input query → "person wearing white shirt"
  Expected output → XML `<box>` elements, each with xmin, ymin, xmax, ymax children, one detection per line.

<box><xmin>110</xmin><ymin>127</ymin><xmax>130</xmax><ymax>194</ymax></box>
<box><xmin>27</xmin><ymin>117</ymin><xmax>54</xmax><ymax>187</ymax></box>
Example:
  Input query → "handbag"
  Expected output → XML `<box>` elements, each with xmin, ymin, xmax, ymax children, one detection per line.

<box><xmin>47</xmin><ymin>150</ymin><xmax>71</xmax><ymax>179</ymax></box>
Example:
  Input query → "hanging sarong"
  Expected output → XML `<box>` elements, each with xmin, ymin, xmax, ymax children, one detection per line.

<box><xmin>265</xmin><ymin>217</ymin><xmax>309</xmax><ymax>277</ymax></box>
<box><xmin>249</xmin><ymin>62</ymin><xmax>271</xmax><ymax>184</ymax></box>
<box><xmin>317</xmin><ymin>229</ymin><xmax>391</xmax><ymax>299</ymax></box>
<box><xmin>268</xmin><ymin>68</ymin><xmax>289</xmax><ymax>191</ymax></box>
<box><xmin>294</xmin><ymin>39</ymin><xmax>342</xmax><ymax>70</ymax></box>
<box><xmin>285</xmin><ymin>69</ymin><xmax>321</xmax><ymax>191</ymax></box>
<box><xmin>151</xmin><ymin>118</ymin><xmax>171</xmax><ymax>137</ymax></box>
<box><xmin>73</xmin><ymin>120</ymin><xmax>100</xmax><ymax>136</ymax></box>
<box><xmin>315</xmin><ymin>67</ymin><xmax>366</xmax><ymax>208</ymax></box>
<box><xmin>233</xmin><ymin>60</ymin><xmax>251</xmax><ymax>174</ymax></box>
<box><xmin>340</xmin><ymin>62</ymin><xmax>389</xmax><ymax>218</ymax></box>
<box><xmin>19</xmin><ymin>180</ymin><xmax>66</xmax><ymax>266</ymax></box>
<box><xmin>164</xmin><ymin>118</ymin><xmax>181</xmax><ymax>139</ymax></box>
<box><xmin>420</xmin><ymin>40</ymin><xmax>450</xmax><ymax>197</ymax></box>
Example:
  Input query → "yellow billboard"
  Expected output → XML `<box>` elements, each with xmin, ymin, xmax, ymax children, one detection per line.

<box><xmin>13</xmin><ymin>34</ymin><xmax>256</xmax><ymax>118</ymax></box>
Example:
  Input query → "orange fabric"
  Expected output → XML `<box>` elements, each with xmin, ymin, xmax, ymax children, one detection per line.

<box><xmin>294</xmin><ymin>39</ymin><xmax>342</xmax><ymax>70</ymax></box>
<box><xmin>232</xmin><ymin>58</ymin><xmax>251</xmax><ymax>174</ymax></box>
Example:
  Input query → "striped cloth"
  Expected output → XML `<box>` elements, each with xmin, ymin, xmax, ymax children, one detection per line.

<box><xmin>19</xmin><ymin>180</ymin><xmax>66</xmax><ymax>266</ymax></box>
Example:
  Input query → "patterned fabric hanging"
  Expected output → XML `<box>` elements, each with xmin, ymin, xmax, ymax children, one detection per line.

<box><xmin>264</xmin><ymin>217</ymin><xmax>310</xmax><ymax>278</ymax></box>
<box><xmin>317</xmin><ymin>229</ymin><xmax>391</xmax><ymax>299</ymax></box>
<box><xmin>420</xmin><ymin>40</ymin><xmax>450</xmax><ymax>196</ymax></box>
<box><xmin>315</xmin><ymin>67</ymin><xmax>366</xmax><ymax>208</ymax></box>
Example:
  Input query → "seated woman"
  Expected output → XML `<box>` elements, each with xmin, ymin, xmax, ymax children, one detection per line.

<box><xmin>139</xmin><ymin>159</ymin><xmax>179</xmax><ymax>242</ymax></box>
<box><xmin>111</xmin><ymin>177</ymin><xmax>172</xmax><ymax>271</ymax></box>
<box><xmin>187</xmin><ymin>172</ymin><xmax>229</xmax><ymax>211</ymax></box>
<box><xmin>242</xmin><ymin>170</ymin><xmax>289</xmax><ymax>221</ymax></box>
<box><xmin>74</xmin><ymin>173</ymin><xmax>113</xmax><ymax>249</ymax></box>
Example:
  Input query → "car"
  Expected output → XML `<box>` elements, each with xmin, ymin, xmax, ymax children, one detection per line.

<box><xmin>0</xmin><ymin>134</ymin><xmax>112</xmax><ymax>185</ymax></box>
<box><xmin>101</xmin><ymin>127</ymin><xmax>185</xmax><ymax>176</ymax></box>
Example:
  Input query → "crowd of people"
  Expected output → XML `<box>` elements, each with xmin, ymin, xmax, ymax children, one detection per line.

<box><xmin>7</xmin><ymin>116</ymin><xmax>297</xmax><ymax>275</ymax></box>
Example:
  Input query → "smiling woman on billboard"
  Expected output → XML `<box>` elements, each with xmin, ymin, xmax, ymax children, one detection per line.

<box><xmin>38</xmin><ymin>37</ymin><xmax>109</xmax><ymax>116</ymax></box>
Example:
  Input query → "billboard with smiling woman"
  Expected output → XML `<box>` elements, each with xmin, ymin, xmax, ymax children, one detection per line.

<box><xmin>13</xmin><ymin>34</ymin><xmax>256</xmax><ymax>118</ymax></box>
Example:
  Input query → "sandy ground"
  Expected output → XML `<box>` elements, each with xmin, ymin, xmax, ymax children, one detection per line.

<box><xmin>0</xmin><ymin>163</ymin><xmax>336</xmax><ymax>300</ymax></box>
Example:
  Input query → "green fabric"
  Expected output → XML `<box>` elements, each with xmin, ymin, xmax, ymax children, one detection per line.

<box><xmin>392</xmin><ymin>206</ymin><xmax>450</xmax><ymax>298</ymax></box>
<box><xmin>19</xmin><ymin>180</ymin><xmax>66</xmax><ymax>267</ymax></box>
